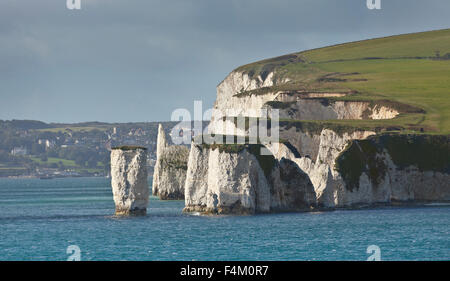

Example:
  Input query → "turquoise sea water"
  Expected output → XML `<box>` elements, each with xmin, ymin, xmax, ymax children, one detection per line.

<box><xmin>0</xmin><ymin>177</ymin><xmax>448</xmax><ymax>261</ymax></box>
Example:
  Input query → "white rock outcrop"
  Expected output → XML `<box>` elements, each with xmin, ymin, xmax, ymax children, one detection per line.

<box><xmin>185</xmin><ymin>65</ymin><xmax>449</xmax><ymax>214</ymax></box>
<box><xmin>268</xmin><ymin>129</ymin><xmax>379</xmax><ymax>207</ymax></box>
<box><xmin>208</xmin><ymin>70</ymin><xmax>399</xmax><ymax>136</ymax></box>
<box><xmin>209</xmin><ymin>70</ymin><xmax>276</xmax><ymax>135</ymax></box>
<box><xmin>152</xmin><ymin>124</ymin><xmax>189</xmax><ymax>200</ymax></box>
<box><xmin>268</xmin><ymin>132</ymin><xmax>450</xmax><ymax>208</ymax></box>
<box><xmin>214</xmin><ymin>71</ymin><xmax>274</xmax><ymax>112</ymax></box>
<box><xmin>268</xmin><ymin>99</ymin><xmax>399</xmax><ymax>120</ymax></box>
<box><xmin>110</xmin><ymin>147</ymin><xmax>149</xmax><ymax>216</ymax></box>
<box><xmin>184</xmin><ymin>142</ymin><xmax>316</xmax><ymax>214</ymax></box>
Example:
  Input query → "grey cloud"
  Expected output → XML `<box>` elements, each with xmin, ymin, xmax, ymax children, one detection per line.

<box><xmin>0</xmin><ymin>0</ymin><xmax>449</xmax><ymax>122</ymax></box>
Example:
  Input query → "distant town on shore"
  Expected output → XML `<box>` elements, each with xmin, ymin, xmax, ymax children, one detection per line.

<box><xmin>0</xmin><ymin>119</ymin><xmax>198</xmax><ymax>179</ymax></box>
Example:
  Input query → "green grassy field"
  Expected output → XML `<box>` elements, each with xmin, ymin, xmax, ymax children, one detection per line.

<box><xmin>302</xmin><ymin>29</ymin><xmax>450</xmax><ymax>62</ymax></box>
<box><xmin>30</xmin><ymin>157</ymin><xmax>77</xmax><ymax>167</ymax></box>
<box><xmin>29</xmin><ymin>156</ymin><xmax>105</xmax><ymax>174</ymax></box>
<box><xmin>236</xmin><ymin>29</ymin><xmax>450</xmax><ymax>134</ymax></box>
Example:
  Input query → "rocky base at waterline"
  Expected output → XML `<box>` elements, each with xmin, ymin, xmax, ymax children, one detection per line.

<box><xmin>152</xmin><ymin>124</ymin><xmax>189</xmax><ymax>200</ymax></box>
<box><xmin>183</xmin><ymin>140</ymin><xmax>316</xmax><ymax>215</ymax></box>
<box><xmin>110</xmin><ymin>146</ymin><xmax>149</xmax><ymax>216</ymax></box>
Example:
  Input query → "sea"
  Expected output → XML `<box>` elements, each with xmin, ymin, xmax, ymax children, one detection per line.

<box><xmin>0</xmin><ymin>177</ymin><xmax>448</xmax><ymax>261</ymax></box>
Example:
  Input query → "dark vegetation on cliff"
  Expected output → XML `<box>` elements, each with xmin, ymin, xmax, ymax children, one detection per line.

<box><xmin>234</xmin><ymin>29</ymin><xmax>450</xmax><ymax>134</ymax></box>
<box><xmin>335</xmin><ymin>134</ymin><xmax>450</xmax><ymax>191</ymax></box>
<box><xmin>160</xmin><ymin>146</ymin><xmax>190</xmax><ymax>171</ymax></box>
<box><xmin>112</xmin><ymin>146</ymin><xmax>147</xmax><ymax>151</ymax></box>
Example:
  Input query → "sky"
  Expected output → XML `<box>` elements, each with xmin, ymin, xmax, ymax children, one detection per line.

<box><xmin>0</xmin><ymin>0</ymin><xmax>449</xmax><ymax>123</ymax></box>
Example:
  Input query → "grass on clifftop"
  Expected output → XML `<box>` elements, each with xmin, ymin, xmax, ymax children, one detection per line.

<box><xmin>235</xmin><ymin>29</ymin><xmax>450</xmax><ymax>134</ymax></box>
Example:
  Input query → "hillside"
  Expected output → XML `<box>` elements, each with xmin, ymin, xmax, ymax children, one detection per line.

<box><xmin>235</xmin><ymin>29</ymin><xmax>450</xmax><ymax>134</ymax></box>
<box><xmin>0</xmin><ymin>120</ymin><xmax>181</xmax><ymax>177</ymax></box>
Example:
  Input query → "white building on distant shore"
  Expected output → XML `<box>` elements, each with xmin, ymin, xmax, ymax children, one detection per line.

<box><xmin>11</xmin><ymin>147</ymin><xmax>27</xmax><ymax>156</ymax></box>
<box><xmin>38</xmin><ymin>139</ymin><xmax>55</xmax><ymax>149</ymax></box>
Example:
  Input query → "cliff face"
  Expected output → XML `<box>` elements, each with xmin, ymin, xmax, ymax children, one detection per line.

<box><xmin>209</xmin><ymin>71</ymin><xmax>276</xmax><ymax>135</ymax></box>
<box><xmin>110</xmin><ymin>147</ymin><xmax>149</xmax><ymax>216</ymax></box>
<box><xmin>184</xmin><ymin>143</ymin><xmax>316</xmax><ymax>214</ymax></box>
<box><xmin>186</xmin><ymin>67</ymin><xmax>450</xmax><ymax>214</ymax></box>
<box><xmin>267</xmin><ymin>99</ymin><xmax>399</xmax><ymax>120</ymax></box>
<box><xmin>152</xmin><ymin>124</ymin><xmax>189</xmax><ymax>200</ymax></box>
<box><xmin>268</xmin><ymin>131</ymin><xmax>450</xmax><ymax>208</ymax></box>
<box><xmin>214</xmin><ymin>71</ymin><xmax>275</xmax><ymax>112</ymax></box>
<box><xmin>334</xmin><ymin>134</ymin><xmax>450</xmax><ymax>205</ymax></box>
<box><xmin>208</xmin><ymin>71</ymin><xmax>401</xmax><ymax>137</ymax></box>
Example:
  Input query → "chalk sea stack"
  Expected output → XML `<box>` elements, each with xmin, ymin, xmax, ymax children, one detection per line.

<box><xmin>152</xmin><ymin>124</ymin><xmax>189</xmax><ymax>200</ymax></box>
<box><xmin>110</xmin><ymin>146</ymin><xmax>149</xmax><ymax>216</ymax></box>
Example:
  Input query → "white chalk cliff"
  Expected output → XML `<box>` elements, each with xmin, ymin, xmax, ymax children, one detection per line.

<box><xmin>184</xmin><ymin>142</ymin><xmax>316</xmax><ymax>214</ymax></box>
<box><xmin>183</xmin><ymin>68</ymin><xmax>450</xmax><ymax>214</ymax></box>
<box><xmin>152</xmin><ymin>124</ymin><xmax>189</xmax><ymax>200</ymax></box>
<box><xmin>208</xmin><ymin>71</ymin><xmax>400</xmax><ymax>136</ymax></box>
<box><xmin>111</xmin><ymin>147</ymin><xmax>149</xmax><ymax>216</ymax></box>
<box><xmin>269</xmin><ymin>131</ymin><xmax>450</xmax><ymax>208</ymax></box>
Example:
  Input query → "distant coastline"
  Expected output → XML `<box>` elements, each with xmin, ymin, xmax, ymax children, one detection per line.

<box><xmin>0</xmin><ymin>119</ymin><xmax>187</xmax><ymax>179</ymax></box>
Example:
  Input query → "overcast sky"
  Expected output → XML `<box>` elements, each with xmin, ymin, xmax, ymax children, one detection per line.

<box><xmin>0</xmin><ymin>0</ymin><xmax>449</xmax><ymax>123</ymax></box>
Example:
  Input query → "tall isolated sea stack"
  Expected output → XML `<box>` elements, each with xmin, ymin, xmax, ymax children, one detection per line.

<box><xmin>152</xmin><ymin>124</ymin><xmax>189</xmax><ymax>200</ymax></box>
<box><xmin>110</xmin><ymin>146</ymin><xmax>149</xmax><ymax>216</ymax></box>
